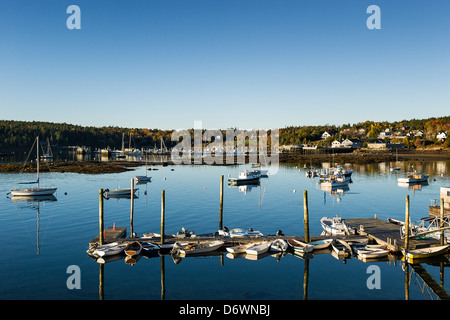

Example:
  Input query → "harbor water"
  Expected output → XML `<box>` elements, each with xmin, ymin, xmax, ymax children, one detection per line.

<box><xmin>1</xmin><ymin>158</ymin><xmax>449</xmax><ymax>300</ymax></box>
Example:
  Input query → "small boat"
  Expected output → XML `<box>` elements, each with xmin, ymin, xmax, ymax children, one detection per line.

<box><xmin>245</xmin><ymin>242</ymin><xmax>271</xmax><ymax>255</ymax></box>
<box><xmin>402</xmin><ymin>244</ymin><xmax>450</xmax><ymax>263</ymax></box>
<box><xmin>218</xmin><ymin>227</ymin><xmax>263</xmax><ymax>237</ymax></box>
<box><xmin>10</xmin><ymin>136</ymin><xmax>57</xmax><ymax>197</ymax></box>
<box><xmin>353</xmin><ymin>244</ymin><xmax>389</xmax><ymax>259</ymax></box>
<box><xmin>387</xmin><ymin>217</ymin><xmax>404</xmax><ymax>226</ymax></box>
<box><xmin>135</xmin><ymin>175</ymin><xmax>151</xmax><ymax>183</ymax></box>
<box><xmin>227</xmin><ymin>243</ymin><xmax>258</xmax><ymax>254</ymax></box>
<box><xmin>141</xmin><ymin>242</ymin><xmax>160</xmax><ymax>256</ymax></box>
<box><xmin>104</xmin><ymin>187</ymin><xmax>138</xmax><ymax>198</ymax></box>
<box><xmin>228</xmin><ymin>170</ymin><xmax>261</xmax><ymax>185</ymax></box>
<box><xmin>321</xmin><ymin>175</ymin><xmax>351</xmax><ymax>188</ymax></box>
<box><xmin>331</xmin><ymin>240</ymin><xmax>352</xmax><ymax>258</ymax></box>
<box><xmin>89</xmin><ymin>242</ymin><xmax>127</xmax><ymax>257</ymax></box>
<box><xmin>270</xmin><ymin>239</ymin><xmax>289</xmax><ymax>252</ymax></box>
<box><xmin>398</xmin><ymin>172</ymin><xmax>429</xmax><ymax>183</ymax></box>
<box><xmin>124</xmin><ymin>241</ymin><xmax>142</xmax><ymax>257</ymax></box>
<box><xmin>308</xmin><ymin>239</ymin><xmax>333</xmax><ymax>250</ymax></box>
<box><xmin>287</xmin><ymin>239</ymin><xmax>314</xmax><ymax>253</ymax></box>
<box><xmin>172</xmin><ymin>240</ymin><xmax>224</xmax><ymax>256</ymax></box>
<box><xmin>320</xmin><ymin>216</ymin><xmax>355</xmax><ymax>235</ymax></box>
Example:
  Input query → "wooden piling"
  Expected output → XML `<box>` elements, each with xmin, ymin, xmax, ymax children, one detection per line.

<box><xmin>219</xmin><ymin>175</ymin><xmax>224</xmax><ymax>230</ymax></box>
<box><xmin>161</xmin><ymin>190</ymin><xmax>165</xmax><ymax>245</ymax></box>
<box><xmin>99</xmin><ymin>189</ymin><xmax>104</xmax><ymax>245</ymax></box>
<box><xmin>130</xmin><ymin>179</ymin><xmax>134</xmax><ymax>237</ymax></box>
<box><xmin>303</xmin><ymin>190</ymin><xmax>310</xmax><ymax>243</ymax></box>
<box><xmin>441</xmin><ymin>198</ymin><xmax>445</xmax><ymax>246</ymax></box>
<box><xmin>404</xmin><ymin>195</ymin><xmax>410</xmax><ymax>250</ymax></box>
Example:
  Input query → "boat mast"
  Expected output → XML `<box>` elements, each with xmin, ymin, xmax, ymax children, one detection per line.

<box><xmin>36</xmin><ymin>136</ymin><xmax>40</xmax><ymax>188</ymax></box>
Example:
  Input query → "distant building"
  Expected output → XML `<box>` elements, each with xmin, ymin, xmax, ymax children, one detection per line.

<box><xmin>437</xmin><ymin>132</ymin><xmax>447</xmax><ymax>141</ymax></box>
<box><xmin>321</xmin><ymin>132</ymin><xmax>331</xmax><ymax>139</ymax></box>
<box><xmin>341</xmin><ymin>138</ymin><xmax>363</xmax><ymax>149</ymax></box>
<box><xmin>331</xmin><ymin>140</ymin><xmax>342</xmax><ymax>148</ymax></box>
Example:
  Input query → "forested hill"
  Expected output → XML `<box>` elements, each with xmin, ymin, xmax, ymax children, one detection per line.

<box><xmin>0</xmin><ymin>116</ymin><xmax>449</xmax><ymax>150</ymax></box>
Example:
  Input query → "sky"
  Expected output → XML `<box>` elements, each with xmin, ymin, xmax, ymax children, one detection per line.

<box><xmin>0</xmin><ymin>0</ymin><xmax>449</xmax><ymax>130</ymax></box>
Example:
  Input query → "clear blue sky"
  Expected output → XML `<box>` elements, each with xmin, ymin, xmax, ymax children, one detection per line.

<box><xmin>1</xmin><ymin>0</ymin><xmax>449</xmax><ymax>130</ymax></box>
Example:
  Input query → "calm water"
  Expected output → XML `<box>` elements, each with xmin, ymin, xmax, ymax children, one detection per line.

<box><xmin>1</xmin><ymin>158</ymin><xmax>450</xmax><ymax>300</ymax></box>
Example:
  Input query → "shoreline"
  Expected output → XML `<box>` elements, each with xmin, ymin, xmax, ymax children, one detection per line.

<box><xmin>0</xmin><ymin>150</ymin><xmax>449</xmax><ymax>174</ymax></box>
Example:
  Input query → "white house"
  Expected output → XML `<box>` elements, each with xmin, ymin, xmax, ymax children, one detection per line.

<box><xmin>331</xmin><ymin>140</ymin><xmax>342</xmax><ymax>148</ymax></box>
<box><xmin>321</xmin><ymin>132</ymin><xmax>331</xmax><ymax>139</ymax></box>
<box><xmin>437</xmin><ymin>132</ymin><xmax>447</xmax><ymax>141</ymax></box>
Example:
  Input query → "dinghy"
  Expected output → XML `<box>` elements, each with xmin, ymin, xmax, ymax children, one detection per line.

<box><xmin>245</xmin><ymin>242</ymin><xmax>271</xmax><ymax>255</ymax></box>
<box><xmin>141</xmin><ymin>242</ymin><xmax>160</xmax><ymax>256</ymax></box>
<box><xmin>172</xmin><ymin>240</ymin><xmax>224</xmax><ymax>256</ymax></box>
<box><xmin>308</xmin><ymin>239</ymin><xmax>333</xmax><ymax>250</ymax></box>
<box><xmin>353</xmin><ymin>244</ymin><xmax>389</xmax><ymax>259</ymax></box>
<box><xmin>331</xmin><ymin>239</ymin><xmax>352</xmax><ymax>258</ymax></box>
<box><xmin>270</xmin><ymin>239</ymin><xmax>289</xmax><ymax>252</ymax></box>
<box><xmin>227</xmin><ymin>242</ymin><xmax>258</xmax><ymax>254</ymax></box>
<box><xmin>287</xmin><ymin>239</ymin><xmax>314</xmax><ymax>253</ymax></box>
<box><xmin>402</xmin><ymin>244</ymin><xmax>450</xmax><ymax>263</ymax></box>
<box><xmin>89</xmin><ymin>242</ymin><xmax>127</xmax><ymax>257</ymax></box>
<box><xmin>124</xmin><ymin>241</ymin><xmax>142</xmax><ymax>257</ymax></box>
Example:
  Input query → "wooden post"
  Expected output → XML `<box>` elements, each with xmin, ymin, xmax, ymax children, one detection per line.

<box><xmin>161</xmin><ymin>190</ymin><xmax>165</xmax><ymax>245</ymax></box>
<box><xmin>99</xmin><ymin>189</ymin><xmax>104</xmax><ymax>245</ymax></box>
<box><xmin>219</xmin><ymin>175</ymin><xmax>224</xmax><ymax>230</ymax></box>
<box><xmin>441</xmin><ymin>198</ymin><xmax>445</xmax><ymax>246</ymax></box>
<box><xmin>130</xmin><ymin>179</ymin><xmax>134</xmax><ymax>237</ymax></box>
<box><xmin>404</xmin><ymin>195</ymin><xmax>410</xmax><ymax>250</ymax></box>
<box><xmin>303</xmin><ymin>190</ymin><xmax>310</xmax><ymax>243</ymax></box>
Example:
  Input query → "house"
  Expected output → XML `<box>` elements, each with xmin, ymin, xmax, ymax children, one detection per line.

<box><xmin>341</xmin><ymin>138</ymin><xmax>363</xmax><ymax>149</ymax></box>
<box><xmin>407</xmin><ymin>130</ymin><xmax>424</xmax><ymax>137</ymax></box>
<box><xmin>437</xmin><ymin>132</ymin><xmax>447</xmax><ymax>141</ymax></box>
<box><xmin>321</xmin><ymin>132</ymin><xmax>331</xmax><ymax>139</ymax></box>
<box><xmin>331</xmin><ymin>140</ymin><xmax>342</xmax><ymax>148</ymax></box>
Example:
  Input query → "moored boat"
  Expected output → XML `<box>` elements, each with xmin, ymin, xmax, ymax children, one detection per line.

<box><xmin>321</xmin><ymin>175</ymin><xmax>351</xmax><ymax>188</ymax></box>
<box><xmin>331</xmin><ymin>239</ymin><xmax>352</xmax><ymax>258</ymax></box>
<box><xmin>227</xmin><ymin>242</ymin><xmax>259</xmax><ymax>254</ymax></box>
<box><xmin>320</xmin><ymin>216</ymin><xmax>355</xmax><ymax>235</ymax></box>
<box><xmin>124</xmin><ymin>241</ymin><xmax>143</xmax><ymax>257</ymax></box>
<box><xmin>88</xmin><ymin>242</ymin><xmax>127</xmax><ymax>257</ymax></box>
<box><xmin>228</xmin><ymin>170</ymin><xmax>261</xmax><ymax>185</ymax></box>
<box><xmin>270</xmin><ymin>239</ymin><xmax>289</xmax><ymax>252</ymax></box>
<box><xmin>308</xmin><ymin>239</ymin><xmax>333</xmax><ymax>250</ymax></box>
<box><xmin>105</xmin><ymin>187</ymin><xmax>138</xmax><ymax>198</ymax></box>
<box><xmin>141</xmin><ymin>242</ymin><xmax>160</xmax><ymax>256</ymax></box>
<box><xmin>398</xmin><ymin>172</ymin><xmax>429</xmax><ymax>183</ymax></box>
<box><xmin>172</xmin><ymin>240</ymin><xmax>224</xmax><ymax>256</ymax></box>
<box><xmin>245</xmin><ymin>242</ymin><xmax>271</xmax><ymax>255</ymax></box>
<box><xmin>402</xmin><ymin>244</ymin><xmax>450</xmax><ymax>263</ymax></box>
<box><xmin>287</xmin><ymin>239</ymin><xmax>314</xmax><ymax>253</ymax></box>
<box><xmin>353</xmin><ymin>244</ymin><xmax>389</xmax><ymax>259</ymax></box>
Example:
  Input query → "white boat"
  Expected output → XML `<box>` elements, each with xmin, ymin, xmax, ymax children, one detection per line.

<box><xmin>90</xmin><ymin>242</ymin><xmax>127</xmax><ymax>257</ymax></box>
<box><xmin>218</xmin><ymin>227</ymin><xmax>263</xmax><ymax>237</ymax></box>
<box><xmin>228</xmin><ymin>170</ymin><xmax>261</xmax><ymax>185</ymax></box>
<box><xmin>353</xmin><ymin>244</ymin><xmax>389</xmax><ymax>259</ymax></box>
<box><xmin>124</xmin><ymin>241</ymin><xmax>143</xmax><ymax>257</ymax></box>
<box><xmin>10</xmin><ymin>136</ymin><xmax>57</xmax><ymax>197</ymax></box>
<box><xmin>40</xmin><ymin>138</ymin><xmax>53</xmax><ymax>160</ymax></box>
<box><xmin>320</xmin><ymin>216</ymin><xmax>355</xmax><ymax>235</ymax></box>
<box><xmin>331</xmin><ymin>240</ymin><xmax>352</xmax><ymax>258</ymax></box>
<box><xmin>309</xmin><ymin>239</ymin><xmax>333</xmax><ymax>250</ymax></box>
<box><xmin>398</xmin><ymin>172</ymin><xmax>429</xmax><ymax>183</ymax></box>
<box><xmin>227</xmin><ymin>242</ymin><xmax>259</xmax><ymax>254</ymax></box>
<box><xmin>245</xmin><ymin>242</ymin><xmax>271</xmax><ymax>255</ymax></box>
<box><xmin>172</xmin><ymin>240</ymin><xmax>224</xmax><ymax>256</ymax></box>
<box><xmin>321</xmin><ymin>175</ymin><xmax>351</xmax><ymax>188</ymax></box>
<box><xmin>104</xmin><ymin>187</ymin><xmax>138</xmax><ymax>198</ymax></box>
<box><xmin>287</xmin><ymin>239</ymin><xmax>314</xmax><ymax>253</ymax></box>
<box><xmin>135</xmin><ymin>175</ymin><xmax>151</xmax><ymax>183</ymax></box>
<box><xmin>270</xmin><ymin>239</ymin><xmax>289</xmax><ymax>252</ymax></box>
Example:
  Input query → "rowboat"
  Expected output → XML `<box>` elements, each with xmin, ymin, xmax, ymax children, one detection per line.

<box><xmin>402</xmin><ymin>244</ymin><xmax>450</xmax><ymax>263</ymax></box>
<box><xmin>270</xmin><ymin>239</ymin><xmax>289</xmax><ymax>252</ymax></box>
<box><xmin>353</xmin><ymin>244</ymin><xmax>389</xmax><ymax>259</ymax></box>
<box><xmin>124</xmin><ymin>241</ymin><xmax>142</xmax><ymax>257</ymax></box>
<box><xmin>245</xmin><ymin>242</ymin><xmax>272</xmax><ymax>255</ymax></box>
<box><xmin>320</xmin><ymin>216</ymin><xmax>355</xmax><ymax>235</ymax></box>
<box><xmin>172</xmin><ymin>240</ymin><xmax>224</xmax><ymax>256</ymax></box>
<box><xmin>89</xmin><ymin>242</ymin><xmax>127</xmax><ymax>257</ymax></box>
<box><xmin>309</xmin><ymin>239</ymin><xmax>333</xmax><ymax>250</ymax></box>
<box><xmin>104</xmin><ymin>187</ymin><xmax>138</xmax><ymax>198</ymax></box>
<box><xmin>287</xmin><ymin>239</ymin><xmax>314</xmax><ymax>253</ymax></box>
<box><xmin>141</xmin><ymin>242</ymin><xmax>160</xmax><ymax>256</ymax></box>
<box><xmin>217</xmin><ymin>227</ymin><xmax>263</xmax><ymax>237</ymax></box>
<box><xmin>331</xmin><ymin>240</ymin><xmax>352</xmax><ymax>258</ymax></box>
<box><xmin>227</xmin><ymin>243</ymin><xmax>258</xmax><ymax>254</ymax></box>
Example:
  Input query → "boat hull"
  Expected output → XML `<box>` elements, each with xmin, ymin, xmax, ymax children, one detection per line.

<box><xmin>10</xmin><ymin>187</ymin><xmax>57</xmax><ymax>196</ymax></box>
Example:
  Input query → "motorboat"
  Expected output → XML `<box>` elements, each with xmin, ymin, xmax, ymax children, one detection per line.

<box><xmin>320</xmin><ymin>216</ymin><xmax>355</xmax><ymax>235</ymax></box>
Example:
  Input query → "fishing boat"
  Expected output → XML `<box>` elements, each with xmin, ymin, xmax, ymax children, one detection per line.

<box><xmin>171</xmin><ymin>240</ymin><xmax>224</xmax><ymax>256</ymax></box>
<box><xmin>308</xmin><ymin>239</ymin><xmax>333</xmax><ymax>250</ymax></box>
<box><xmin>90</xmin><ymin>242</ymin><xmax>127</xmax><ymax>257</ymax></box>
<box><xmin>104</xmin><ymin>187</ymin><xmax>138</xmax><ymax>198</ymax></box>
<box><xmin>320</xmin><ymin>216</ymin><xmax>355</xmax><ymax>235</ymax></box>
<box><xmin>402</xmin><ymin>244</ymin><xmax>450</xmax><ymax>263</ymax></box>
<box><xmin>287</xmin><ymin>239</ymin><xmax>314</xmax><ymax>253</ymax></box>
<box><xmin>321</xmin><ymin>175</ymin><xmax>351</xmax><ymax>188</ymax></box>
<box><xmin>124</xmin><ymin>241</ymin><xmax>142</xmax><ymax>257</ymax></box>
<box><xmin>245</xmin><ymin>242</ymin><xmax>272</xmax><ymax>255</ymax></box>
<box><xmin>10</xmin><ymin>136</ymin><xmax>57</xmax><ymax>197</ymax></box>
<box><xmin>398</xmin><ymin>172</ymin><xmax>429</xmax><ymax>183</ymax></box>
<box><xmin>270</xmin><ymin>239</ymin><xmax>289</xmax><ymax>252</ymax></box>
<box><xmin>141</xmin><ymin>242</ymin><xmax>160</xmax><ymax>256</ymax></box>
<box><xmin>228</xmin><ymin>170</ymin><xmax>261</xmax><ymax>185</ymax></box>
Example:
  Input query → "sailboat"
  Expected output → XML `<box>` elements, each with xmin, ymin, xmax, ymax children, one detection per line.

<box><xmin>40</xmin><ymin>138</ymin><xmax>53</xmax><ymax>161</ymax></box>
<box><xmin>10</xmin><ymin>136</ymin><xmax>57</xmax><ymax>196</ymax></box>
<box><xmin>135</xmin><ymin>154</ymin><xmax>151</xmax><ymax>183</ymax></box>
